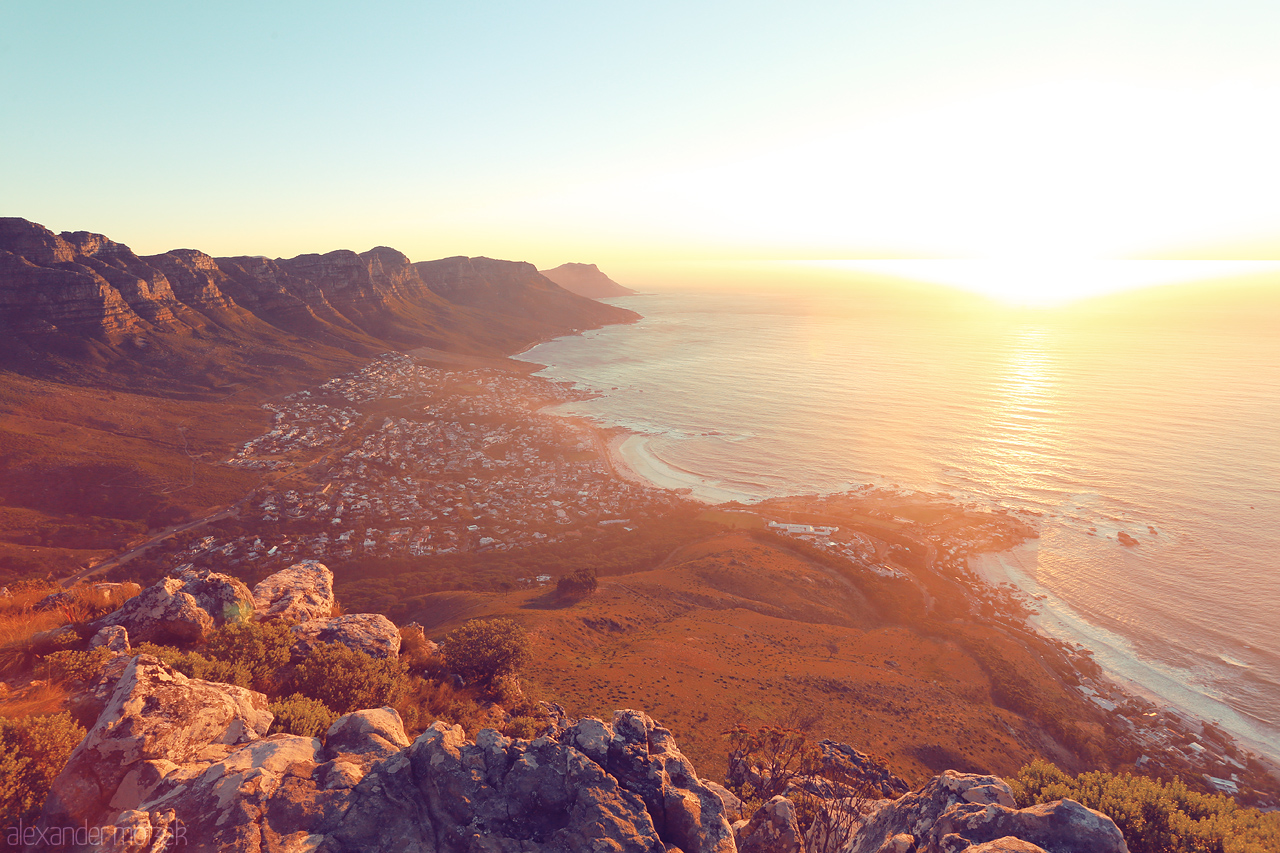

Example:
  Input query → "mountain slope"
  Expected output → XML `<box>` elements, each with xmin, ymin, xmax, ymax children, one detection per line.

<box><xmin>539</xmin><ymin>262</ymin><xmax>636</xmax><ymax>299</ymax></box>
<box><xmin>0</xmin><ymin>218</ymin><xmax>638</xmax><ymax>393</ymax></box>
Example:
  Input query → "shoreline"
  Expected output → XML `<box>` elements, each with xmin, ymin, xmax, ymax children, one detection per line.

<box><xmin>970</xmin><ymin>546</ymin><xmax>1280</xmax><ymax>768</ymax></box>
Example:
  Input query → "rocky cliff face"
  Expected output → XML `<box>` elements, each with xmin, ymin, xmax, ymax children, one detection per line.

<box><xmin>0</xmin><ymin>218</ymin><xmax>638</xmax><ymax>383</ymax></box>
<box><xmin>539</xmin><ymin>262</ymin><xmax>636</xmax><ymax>299</ymax></box>
<box><xmin>30</xmin><ymin>668</ymin><xmax>1129</xmax><ymax>853</ymax></box>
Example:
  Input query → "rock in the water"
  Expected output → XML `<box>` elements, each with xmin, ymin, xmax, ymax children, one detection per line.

<box><xmin>89</xmin><ymin>624</ymin><xmax>130</xmax><ymax>653</ymax></box>
<box><xmin>36</xmin><ymin>654</ymin><xmax>273</xmax><ymax>837</ymax></box>
<box><xmin>291</xmin><ymin>613</ymin><xmax>402</xmax><ymax>660</ymax></box>
<box><xmin>1118</xmin><ymin>531</ymin><xmax>1139</xmax><ymax>547</ymax></box>
<box><xmin>847</xmin><ymin>771</ymin><xmax>1128</xmax><ymax>853</ymax></box>
<box><xmin>252</xmin><ymin>559</ymin><xmax>335</xmax><ymax>622</ymax></box>
<box><xmin>736</xmin><ymin>795</ymin><xmax>805</xmax><ymax>853</ymax></box>
<box><xmin>91</xmin><ymin>567</ymin><xmax>255</xmax><ymax>644</ymax></box>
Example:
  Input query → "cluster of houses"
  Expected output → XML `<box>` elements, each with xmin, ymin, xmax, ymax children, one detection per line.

<box><xmin>162</xmin><ymin>354</ymin><xmax>685</xmax><ymax>571</ymax></box>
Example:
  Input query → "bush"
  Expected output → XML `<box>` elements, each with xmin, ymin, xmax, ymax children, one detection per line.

<box><xmin>39</xmin><ymin>647</ymin><xmax>113</xmax><ymax>685</ymax></box>
<box><xmin>439</xmin><ymin>618</ymin><xmax>529</xmax><ymax>688</ymax></box>
<box><xmin>556</xmin><ymin>567</ymin><xmax>598</xmax><ymax>600</ymax></box>
<box><xmin>285</xmin><ymin>643</ymin><xmax>408</xmax><ymax>715</ymax></box>
<box><xmin>0</xmin><ymin>712</ymin><xmax>85</xmax><ymax>826</ymax></box>
<box><xmin>203</xmin><ymin>620</ymin><xmax>293</xmax><ymax>691</ymax></box>
<box><xmin>134</xmin><ymin>643</ymin><xmax>251</xmax><ymax>688</ymax></box>
<box><xmin>1011</xmin><ymin>759</ymin><xmax>1280</xmax><ymax>853</ymax></box>
<box><xmin>268</xmin><ymin>694</ymin><xmax>338</xmax><ymax>739</ymax></box>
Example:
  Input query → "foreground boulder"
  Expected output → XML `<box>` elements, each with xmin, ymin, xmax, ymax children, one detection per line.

<box><xmin>37</xmin><ymin>655</ymin><xmax>273</xmax><ymax>836</ymax></box>
<box><xmin>252</xmin><ymin>559</ymin><xmax>335</xmax><ymax>622</ymax></box>
<box><xmin>31</xmin><ymin>674</ymin><xmax>1129</xmax><ymax>853</ymax></box>
<box><xmin>848</xmin><ymin>770</ymin><xmax>1128</xmax><ymax>853</ymax></box>
<box><xmin>90</xmin><ymin>567</ymin><xmax>255</xmax><ymax>644</ymax></box>
<box><xmin>32</xmin><ymin>696</ymin><xmax>736</xmax><ymax>853</ymax></box>
<box><xmin>290</xmin><ymin>612</ymin><xmax>402</xmax><ymax>660</ymax></box>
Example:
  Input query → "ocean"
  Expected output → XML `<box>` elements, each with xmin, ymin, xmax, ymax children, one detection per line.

<box><xmin>516</xmin><ymin>288</ymin><xmax>1280</xmax><ymax>760</ymax></box>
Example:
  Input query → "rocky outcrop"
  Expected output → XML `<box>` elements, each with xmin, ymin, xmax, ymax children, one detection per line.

<box><xmin>735</xmin><ymin>795</ymin><xmax>805</xmax><ymax>853</ymax></box>
<box><xmin>539</xmin><ymin>262</ymin><xmax>636</xmax><ymax>299</ymax></box>
<box><xmin>37</xmin><ymin>655</ymin><xmax>273</xmax><ymax>836</ymax></box>
<box><xmin>252</xmin><ymin>560</ymin><xmax>335</xmax><ymax>623</ymax></box>
<box><xmin>290</xmin><ymin>613</ymin><xmax>402</xmax><ymax>660</ymax></box>
<box><xmin>32</xmin><ymin>673</ymin><xmax>1132</xmax><ymax>853</ymax></box>
<box><xmin>91</xmin><ymin>567</ymin><xmax>255</xmax><ymax>644</ymax></box>
<box><xmin>847</xmin><ymin>770</ymin><xmax>1128</xmax><ymax>853</ymax></box>
<box><xmin>34</xmin><ymin>685</ymin><xmax>741</xmax><ymax>853</ymax></box>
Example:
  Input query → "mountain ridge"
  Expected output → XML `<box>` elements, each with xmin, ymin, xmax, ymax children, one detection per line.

<box><xmin>0</xmin><ymin>217</ymin><xmax>637</xmax><ymax>393</ymax></box>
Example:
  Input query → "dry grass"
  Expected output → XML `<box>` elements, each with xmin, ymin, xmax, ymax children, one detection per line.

<box><xmin>0</xmin><ymin>679</ymin><xmax>71</xmax><ymax>719</ymax></box>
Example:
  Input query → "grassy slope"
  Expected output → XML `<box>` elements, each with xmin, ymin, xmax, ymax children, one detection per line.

<box><xmin>0</xmin><ymin>373</ymin><xmax>269</xmax><ymax>582</ymax></box>
<box><xmin>400</xmin><ymin>530</ymin><xmax>1106</xmax><ymax>787</ymax></box>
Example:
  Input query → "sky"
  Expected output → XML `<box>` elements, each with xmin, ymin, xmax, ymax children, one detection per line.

<box><xmin>5</xmin><ymin>1</ymin><xmax>1280</xmax><ymax>303</ymax></box>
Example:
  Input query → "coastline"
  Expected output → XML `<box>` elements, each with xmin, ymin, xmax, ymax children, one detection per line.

<box><xmin>970</xmin><ymin>546</ymin><xmax>1280</xmax><ymax>767</ymax></box>
<box><xmin>519</xmin><ymin>310</ymin><xmax>1280</xmax><ymax>789</ymax></box>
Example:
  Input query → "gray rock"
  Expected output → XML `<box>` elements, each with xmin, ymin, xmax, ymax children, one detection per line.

<box><xmin>253</xmin><ymin>560</ymin><xmax>335</xmax><ymax>623</ymax></box>
<box><xmin>91</xmin><ymin>568</ymin><xmax>255</xmax><ymax>645</ymax></box>
<box><xmin>848</xmin><ymin>771</ymin><xmax>1128</xmax><ymax>853</ymax></box>
<box><xmin>291</xmin><ymin>613</ymin><xmax>402</xmax><ymax>660</ymax></box>
<box><xmin>36</xmin><ymin>654</ymin><xmax>273</xmax><ymax>838</ymax></box>
<box><xmin>704</xmin><ymin>778</ymin><xmax>747</xmax><ymax>821</ymax></box>
<box><xmin>559</xmin><ymin>710</ymin><xmax>737</xmax><ymax>853</ymax></box>
<box><xmin>89</xmin><ymin>625</ymin><xmax>131</xmax><ymax>654</ymax></box>
<box><xmin>736</xmin><ymin>795</ymin><xmax>805</xmax><ymax>853</ymax></box>
<box><xmin>324</xmin><ymin>707</ymin><xmax>411</xmax><ymax>761</ymax></box>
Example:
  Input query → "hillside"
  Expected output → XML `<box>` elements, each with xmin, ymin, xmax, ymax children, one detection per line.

<box><xmin>539</xmin><ymin>262</ymin><xmax>636</xmax><ymax>298</ymax></box>
<box><xmin>0</xmin><ymin>218</ymin><xmax>639</xmax><ymax>584</ymax></box>
<box><xmin>391</xmin><ymin>528</ymin><xmax>1130</xmax><ymax>786</ymax></box>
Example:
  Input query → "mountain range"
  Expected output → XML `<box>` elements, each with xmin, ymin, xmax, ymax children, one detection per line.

<box><xmin>0</xmin><ymin>218</ymin><xmax>636</xmax><ymax>394</ymax></box>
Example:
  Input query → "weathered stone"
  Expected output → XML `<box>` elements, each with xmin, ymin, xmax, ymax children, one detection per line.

<box><xmin>36</xmin><ymin>655</ymin><xmax>273</xmax><ymax>837</ymax></box>
<box><xmin>324</xmin><ymin>707</ymin><xmax>411</xmax><ymax>761</ymax></box>
<box><xmin>965</xmin><ymin>838</ymin><xmax>1049</xmax><ymax>853</ymax></box>
<box><xmin>848</xmin><ymin>771</ymin><xmax>1128</xmax><ymax>853</ymax></box>
<box><xmin>704</xmin><ymin>779</ymin><xmax>747</xmax><ymax>821</ymax></box>
<box><xmin>92</xmin><ymin>568</ymin><xmax>255</xmax><ymax>645</ymax></box>
<box><xmin>291</xmin><ymin>613</ymin><xmax>401</xmax><ymax>660</ymax></box>
<box><xmin>90</xmin><ymin>625</ymin><xmax>131</xmax><ymax>653</ymax></box>
<box><xmin>253</xmin><ymin>559</ymin><xmax>335</xmax><ymax>623</ymax></box>
<box><xmin>558</xmin><ymin>710</ymin><xmax>737</xmax><ymax>853</ymax></box>
<box><xmin>736</xmin><ymin>795</ymin><xmax>805</xmax><ymax>853</ymax></box>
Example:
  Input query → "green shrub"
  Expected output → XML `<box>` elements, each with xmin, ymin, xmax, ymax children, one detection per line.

<box><xmin>268</xmin><ymin>694</ymin><xmax>338</xmax><ymax>739</ymax></box>
<box><xmin>0</xmin><ymin>712</ymin><xmax>86</xmax><ymax>826</ymax></box>
<box><xmin>285</xmin><ymin>643</ymin><xmax>408</xmax><ymax>715</ymax></box>
<box><xmin>439</xmin><ymin>618</ymin><xmax>529</xmax><ymax>688</ymax></box>
<box><xmin>135</xmin><ymin>643</ymin><xmax>251</xmax><ymax>688</ymax></box>
<box><xmin>1011</xmin><ymin>759</ymin><xmax>1280</xmax><ymax>853</ymax></box>
<box><xmin>203</xmin><ymin>620</ymin><xmax>293</xmax><ymax>691</ymax></box>
<box><xmin>39</xmin><ymin>647</ymin><xmax>113</xmax><ymax>685</ymax></box>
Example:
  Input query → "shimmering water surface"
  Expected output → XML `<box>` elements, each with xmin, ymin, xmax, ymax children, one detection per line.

<box><xmin>518</xmin><ymin>290</ymin><xmax>1280</xmax><ymax>758</ymax></box>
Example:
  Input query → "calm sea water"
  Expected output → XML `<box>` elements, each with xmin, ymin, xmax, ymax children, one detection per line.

<box><xmin>518</xmin><ymin>289</ymin><xmax>1280</xmax><ymax>758</ymax></box>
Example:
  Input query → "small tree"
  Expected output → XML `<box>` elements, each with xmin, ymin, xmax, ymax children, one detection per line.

<box><xmin>439</xmin><ymin>618</ymin><xmax>529</xmax><ymax>687</ymax></box>
<box><xmin>556</xmin><ymin>567</ymin><xmax>598</xmax><ymax>600</ymax></box>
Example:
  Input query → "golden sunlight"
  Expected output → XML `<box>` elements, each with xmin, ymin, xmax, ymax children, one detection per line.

<box><xmin>808</xmin><ymin>260</ymin><xmax>1280</xmax><ymax>306</ymax></box>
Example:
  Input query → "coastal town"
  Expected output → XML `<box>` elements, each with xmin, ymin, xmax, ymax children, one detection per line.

<box><xmin>154</xmin><ymin>353</ymin><xmax>690</xmax><ymax>575</ymax></box>
<box><xmin>107</xmin><ymin>352</ymin><xmax>1276</xmax><ymax>804</ymax></box>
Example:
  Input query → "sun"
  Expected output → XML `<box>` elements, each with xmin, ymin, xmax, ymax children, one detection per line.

<box><xmin>806</xmin><ymin>259</ymin><xmax>1280</xmax><ymax>308</ymax></box>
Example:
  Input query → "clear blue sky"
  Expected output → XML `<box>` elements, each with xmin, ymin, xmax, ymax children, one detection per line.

<box><xmin>6</xmin><ymin>1</ymin><xmax>1280</xmax><ymax>297</ymax></box>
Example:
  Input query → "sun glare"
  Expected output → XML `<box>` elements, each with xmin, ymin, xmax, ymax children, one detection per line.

<box><xmin>807</xmin><ymin>259</ymin><xmax>1280</xmax><ymax>307</ymax></box>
